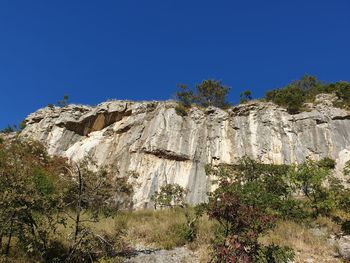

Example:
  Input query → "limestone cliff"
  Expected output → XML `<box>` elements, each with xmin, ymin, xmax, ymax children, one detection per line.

<box><xmin>21</xmin><ymin>95</ymin><xmax>350</xmax><ymax>208</ymax></box>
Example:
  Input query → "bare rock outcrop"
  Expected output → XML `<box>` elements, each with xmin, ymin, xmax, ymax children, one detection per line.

<box><xmin>21</xmin><ymin>97</ymin><xmax>350</xmax><ymax>208</ymax></box>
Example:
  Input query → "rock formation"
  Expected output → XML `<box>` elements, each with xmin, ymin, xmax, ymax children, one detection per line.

<box><xmin>21</xmin><ymin>95</ymin><xmax>350</xmax><ymax>208</ymax></box>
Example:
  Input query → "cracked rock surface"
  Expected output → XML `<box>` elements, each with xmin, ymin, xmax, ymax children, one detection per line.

<box><xmin>21</xmin><ymin>97</ymin><xmax>350</xmax><ymax>208</ymax></box>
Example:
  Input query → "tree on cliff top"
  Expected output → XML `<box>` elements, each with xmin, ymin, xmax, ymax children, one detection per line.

<box><xmin>195</xmin><ymin>79</ymin><xmax>230</xmax><ymax>108</ymax></box>
<box><xmin>175</xmin><ymin>79</ymin><xmax>230</xmax><ymax>115</ymax></box>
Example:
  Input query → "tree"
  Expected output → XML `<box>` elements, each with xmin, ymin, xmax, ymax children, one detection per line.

<box><xmin>63</xmin><ymin>159</ymin><xmax>133</xmax><ymax>262</ymax></box>
<box><xmin>0</xmin><ymin>138</ymin><xmax>133</xmax><ymax>262</ymax></box>
<box><xmin>175</xmin><ymin>84</ymin><xmax>194</xmax><ymax>116</ymax></box>
<box><xmin>57</xmin><ymin>94</ymin><xmax>69</xmax><ymax>107</ymax></box>
<box><xmin>176</xmin><ymin>84</ymin><xmax>194</xmax><ymax>108</ymax></box>
<box><xmin>240</xmin><ymin>90</ymin><xmax>252</xmax><ymax>104</ymax></box>
<box><xmin>195</xmin><ymin>79</ymin><xmax>230</xmax><ymax>108</ymax></box>
<box><xmin>174</xmin><ymin>79</ymin><xmax>230</xmax><ymax>115</ymax></box>
<box><xmin>289</xmin><ymin>158</ymin><xmax>335</xmax><ymax>217</ymax></box>
<box><xmin>0</xmin><ymin>125</ymin><xmax>16</xmax><ymax>133</ymax></box>
<box><xmin>0</xmin><ymin>138</ymin><xmax>68</xmax><ymax>261</ymax></box>
<box><xmin>206</xmin><ymin>161</ymin><xmax>295</xmax><ymax>262</ymax></box>
<box><xmin>151</xmin><ymin>183</ymin><xmax>187</xmax><ymax>209</ymax></box>
<box><xmin>265</xmin><ymin>85</ymin><xmax>304</xmax><ymax>114</ymax></box>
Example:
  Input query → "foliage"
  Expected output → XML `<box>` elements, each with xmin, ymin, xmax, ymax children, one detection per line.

<box><xmin>265</xmin><ymin>75</ymin><xmax>350</xmax><ymax>113</ymax></box>
<box><xmin>0</xmin><ymin>138</ymin><xmax>133</xmax><ymax>262</ymax></box>
<box><xmin>265</xmin><ymin>79</ymin><xmax>308</xmax><ymax>114</ymax></box>
<box><xmin>240</xmin><ymin>90</ymin><xmax>253</xmax><ymax>104</ymax></box>
<box><xmin>254</xmin><ymin>244</ymin><xmax>295</xmax><ymax>263</ymax></box>
<box><xmin>207</xmin><ymin>157</ymin><xmax>299</xmax><ymax>219</ymax></box>
<box><xmin>175</xmin><ymin>79</ymin><xmax>230</xmax><ymax>115</ymax></box>
<box><xmin>0</xmin><ymin>124</ymin><xmax>16</xmax><ymax>133</ymax></box>
<box><xmin>57</xmin><ymin>94</ymin><xmax>69</xmax><ymax>107</ymax></box>
<box><xmin>195</xmin><ymin>79</ymin><xmax>230</xmax><ymax>108</ymax></box>
<box><xmin>0</xmin><ymin>138</ymin><xmax>68</xmax><ymax>261</ymax></box>
<box><xmin>19</xmin><ymin>119</ymin><xmax>27</xmax><ymax>130</ymax></box>
<box><xmin>64</xmin><ymin>159</ymin><xmax>133</xmax><ymax>262</ymax></box>
<box><xmin>343</xmin><ymin>160</ymin><xmax>350</xmax><ymax>176</ymax></box>
<box><xmin>151</xmin><ymin>183</ymin><xmax>187</xmax><ymax>209</ymax></box>
<box><xmin>289</xmin><ymin>158</ymin><xmax>335</xmax><ymax>217</ymax></box>
<box><xmin>176</xmin><ymin>84</ymin><xmax>194</xmax><ymax>108</ymax></box>
<box><xmin>341</xmin><ymin>220</ymin><xmax>350</xmax><ymax>235</ymax></box>
<box><xmin>1</xmin><ymin>120</ymin><xmax>27</xmax><ymax>134</ymax></box>
<box><xmin>317</xmin><ymin>157</ymin><xmax>336</xmax><ymax>170</ymax></box>
<box><xmin>175</xmin><ymin>103</ymin><xmax>189</xmax><ymax>116</ymax></box>
<box><xmin>179</xmin><ymin>204</ymin><xmax>206</xmax><ymax>242</ymax></box>
<box><xmin>206</xmin><ymin>158</ymin><xmax>295</xmax><ymax>262</ymax></box>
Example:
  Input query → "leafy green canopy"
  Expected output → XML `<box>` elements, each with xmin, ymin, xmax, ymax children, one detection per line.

<box><xmin>175</xmin><ymin>79</ymin><xmax>230</xmax><ymax>115</ymax></box>
<box><xmin>265</xmin><ymin>75</ymin><xmax>350</xmax><ymax>114</ymax></box>
<box><xmin>151</xmin><ymin>183</ymin><xmax>187</xmax><ymax>209</ymax></box>
<box><xmin>0</xmin><ymin>138</ymin><xmax>133</xmax><ymax>262</ymax></box>
<box><xmin>0</xmin><ymin>138</ymin><xmax>68</xmax><ymax>261</ymax></box>
<box><xmin>205</xmin><ymin>158</ymin><xmax>297</xmax><ymax>262</ymax></box>
<box><xmin>204</xmin><ymin>155</ymin><xmax>350</xmax><ymax>262</ymax></box>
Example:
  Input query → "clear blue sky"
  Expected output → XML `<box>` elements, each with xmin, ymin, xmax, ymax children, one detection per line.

<box><xmin>0</xmin><ymin>1</ymin><xmax>349</xmax><ymax>129</ymax></box>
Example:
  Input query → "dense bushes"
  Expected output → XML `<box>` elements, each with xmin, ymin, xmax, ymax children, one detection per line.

<box><xmin>204</xmin><ymin>156</ymin><xmax>350</xmax><ymax>262</ymax></box>
<box><xmin>0</xmin><ymin>138</ymin><xmax>132</xmax><ymax>262</ymax></box>
<box><xmin>265</xmin><ymin>75</ymin><xmax>350</xmax><ymax>114</ymax></box>
<box><xmin>205</xmin><ymin>159</ymin><xmax>296</xmax><ymax>262</ymax></box>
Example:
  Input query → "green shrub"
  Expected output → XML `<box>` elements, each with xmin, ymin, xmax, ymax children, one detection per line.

<box><xmin>151</xmin><ymin>183</ymin><xmax>187</xmax><ymax>209</ymax></box>
<box><xmin>205</xmin><ymin>158</ymin><xmax>295</xmax><ymax>262</ymax></box>
<box><xmin>318</xmin><ymin>157</ymin><xmax>336</xmax><ymax>170</ymax></box>
<box><xmin>175</xmin><ymin>103</ymin><xmax>188</xmax><ymax>116</ymax></box>
<box><xmin>255</xmin><ymin>244</ymin><xmax>295</xmax><ymax>263</ymax></box>
<box><xmin>265</xmin><ymin>75</ymin><xmax>350</xmax><ymax>113</ymax></box>
<box><xmin>341</xmin><ymin>220</ymin><xmax>350</xmax><ymax>235</ymax></box>
<box><xmin>240</xmin><ymin>90</ymin><xmax>252</xmax><ymax>103</ymax></box>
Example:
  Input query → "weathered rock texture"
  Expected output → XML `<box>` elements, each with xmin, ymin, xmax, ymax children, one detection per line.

<box><xmin>21</xmin><ymin>95</ymin><xmax>350</xmax><ymax>208</ymax></box>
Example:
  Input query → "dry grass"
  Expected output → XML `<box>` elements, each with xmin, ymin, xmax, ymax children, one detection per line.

<box><xmin>5</xmin><ymin>210</ymin><xmax>345</xmax><ymax>262</ymax></box>
<box><xmin>54</xmin><ymin>208</ymin><xmax>215</xmax><ymax>251</ymax></box>
<box><xmin>261</xmin><ymin>219</ymin><xmax>341</xmax><ymax>262</ymax></box>
<box><xmin>120</xmin><ymin>208</ymin><xmax>215</xmax><ymax>250</ymax></box>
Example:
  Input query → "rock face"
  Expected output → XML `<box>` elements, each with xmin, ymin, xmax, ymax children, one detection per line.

<box><xmin>21</xmin><ymin>96</ymin><xmax>350</xmax><ymax>208</ymax></box>
<box><xmin>337</xmin><ymin>236</ymin><xmax>350</xmax><ymax>259</ymax></box>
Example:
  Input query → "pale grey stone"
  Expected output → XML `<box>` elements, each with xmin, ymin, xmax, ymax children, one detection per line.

<box><xmin>20</xmin><ymin>97</ymin><xmax>350</xmax><ymax>208</ymax></box>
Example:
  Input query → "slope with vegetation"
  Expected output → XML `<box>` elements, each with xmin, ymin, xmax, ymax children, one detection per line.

<box><xmin>1</xmin><ymin>135</ymin><xmax>350</xmax><ymax>262</ymax></box>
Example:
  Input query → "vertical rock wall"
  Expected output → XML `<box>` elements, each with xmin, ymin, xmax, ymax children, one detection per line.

<box><xmin>21</xmin><ymin>98</ymin><xmax>350</xmax><ymax>208</ymax></box>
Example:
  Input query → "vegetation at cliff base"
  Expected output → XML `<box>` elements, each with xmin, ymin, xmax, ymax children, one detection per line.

<box><xmin>0</xmin><ymin>138</ymin><xmax>132</xmax><ymax>262</ymax></box>
<box><xmin>1</xmin><ymin>135</ymin><xmax>350</xmax><ymax>262</ymax></box>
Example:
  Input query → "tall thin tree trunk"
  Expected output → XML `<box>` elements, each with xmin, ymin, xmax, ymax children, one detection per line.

<box><xmin>5</xmin><ymin>217</ymin><xmax>14</xmax><ymax>257</ymax></box>
<box><xmin>0</xmin><ymin>232</ymin><xmax>3</xmax><ymax>253</ymax></box>
<box><xmin>74</xmin><ymin>166</ymin><xmax>83</xmax><ymax>242</ymax></box>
